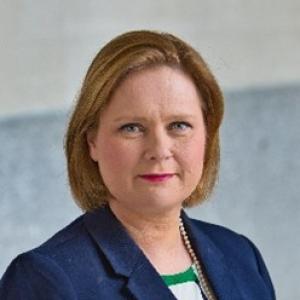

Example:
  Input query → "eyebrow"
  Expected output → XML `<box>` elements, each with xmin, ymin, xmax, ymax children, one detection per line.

<box><xmin>113</xmin><ymin>114</ymin><xmax>197</xmax><ymax>123</ymax></box>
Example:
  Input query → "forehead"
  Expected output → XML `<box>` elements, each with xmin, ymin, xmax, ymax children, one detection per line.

<box><xmin>102</xmin><ymin>65</ymin><xmax>203</xmax><ymax>120</ymax></box>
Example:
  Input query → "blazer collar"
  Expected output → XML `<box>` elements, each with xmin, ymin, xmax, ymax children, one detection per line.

<box><xmin>84</xmin><ymin>206</ymin><xmax>242</xmax><ymax>300</ymax></box>
<box><xmin>83</xmin><ymin>205</ymin><xmax>176</xmax><ymax>299</ymax></box>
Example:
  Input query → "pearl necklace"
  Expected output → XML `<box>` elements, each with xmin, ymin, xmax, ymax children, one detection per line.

<box><xmin>179</xmin><ymin>218</ymin><xmax>216</xmax><ymax>300</ymax></box>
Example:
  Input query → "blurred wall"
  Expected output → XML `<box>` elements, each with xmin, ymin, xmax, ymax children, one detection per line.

<box><xmin>0</xmin><ymin>0</ymin><xmax>299</xmax><ymax>116</ymax></box>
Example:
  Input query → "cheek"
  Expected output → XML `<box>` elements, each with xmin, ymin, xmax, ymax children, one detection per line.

<box><xmin>97</xmin><ymin>138</ymin><xmax>137</xmax><ymax>176</ymax></box>
<box><xmin>179</xmin><ymin>134</ymin><xmax>206</xmax><ymax>173</ymax></box>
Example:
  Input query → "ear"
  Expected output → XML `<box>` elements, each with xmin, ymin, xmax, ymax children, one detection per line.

<box><xmin>86</xmin><ymin>130</ymin><xmax>98</xmax><ymax>162</ymax></box>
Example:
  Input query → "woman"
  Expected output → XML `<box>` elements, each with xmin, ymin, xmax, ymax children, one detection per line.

<box><xmin>0</xmin><ymin>30</ymin><xmax>275</xmax><ymax>299</ymax></box>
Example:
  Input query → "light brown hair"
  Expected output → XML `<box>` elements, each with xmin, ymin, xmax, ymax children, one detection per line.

<box><xmin>65</xmin><ymin>30</ymin><xmax>224</xmax><ymax>211</ymax></box>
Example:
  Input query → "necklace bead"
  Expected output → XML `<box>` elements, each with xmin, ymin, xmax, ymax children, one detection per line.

<box><xmin>179</xmin><ymin>218</ymin><xmax>216</xmax><ymax>300</ymax></box>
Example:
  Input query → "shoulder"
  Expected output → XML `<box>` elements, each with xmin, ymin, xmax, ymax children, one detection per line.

<box><xmin>18</xmin><ymin>214</ymin><xmax>94</xmax><ymax>266</ymax></box>
<box><xmin>190</xmin><ymin>218</ymin><xmax>252</xmax><ymax>250</ymax></box>
<box><xmin>189</xmin><ymin>217</ymin><xmax>261</xmax><ymax>265</ymax></box>
<box><xmin>189</xmin><ymin>218</ymin><xmax>276</xmax><ymax>299</ymax></box>
<box><xmin>4</xmin><ymin>212</ymin><xmax>106</xmax><ymax>269</ymax></box>
<box><xmin>0</xmin><ymin>250</ymin><xmax>77</xmax><ymax>299</ymax></box>
<box><xmin>0</xmin><ymin>214</ymin><xmax>106</xmax><ymax>299</ymax></box>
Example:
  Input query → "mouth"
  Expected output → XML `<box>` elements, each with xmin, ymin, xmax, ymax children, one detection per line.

<box><xmin>138</xmin><ymin>174</ymin><xmax>175</xmax><ymax>183</ymax></box>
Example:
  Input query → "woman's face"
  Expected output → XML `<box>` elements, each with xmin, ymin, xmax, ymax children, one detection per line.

<box><xmin>87</xmin><ymin>65</ymin><xmax>206</xmax><ymax>216</ymax></box>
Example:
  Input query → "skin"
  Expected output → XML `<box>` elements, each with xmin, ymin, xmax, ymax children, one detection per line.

<box><xmin>87</xmin><ymin>65</ymin><xmax>206</xmax><ymax>274</ymax></box>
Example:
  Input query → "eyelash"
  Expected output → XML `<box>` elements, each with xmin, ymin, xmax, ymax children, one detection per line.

<box><xmin>119</xmin><ymin>122</ymin><xmax>192</xmax><ymax>133</ymax></box>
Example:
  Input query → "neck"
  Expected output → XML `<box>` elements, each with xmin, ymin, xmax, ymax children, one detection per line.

<box><xmin>109</xmin><ymin>201</ymin><xmax>182</xmax><ymax>244</ymax></box>
<box><xmin>109</xmin><ymin>201</ymin><xmax>192</xmax><ymax>273</ymax></box>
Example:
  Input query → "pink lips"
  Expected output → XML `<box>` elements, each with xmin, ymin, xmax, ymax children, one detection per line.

<box><xmin>139</xmin><ymin>174</ymin><xmax>174</xmax><ymax>182</ymax></box>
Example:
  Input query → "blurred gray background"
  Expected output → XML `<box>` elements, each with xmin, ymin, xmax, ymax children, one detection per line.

<box><xmin>0</xmin><ymin>1</ymin><xmax>299</xmax><ymax>299</ymax></box>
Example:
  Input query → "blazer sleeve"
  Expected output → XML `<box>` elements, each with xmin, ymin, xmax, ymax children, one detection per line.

<box><xmin>241</xmin><ymin>235</ymin><xmax>276</xmax><ymax>300</ymax></box>
<box><xmin>0</xmin><ymin>251</ymin><xmax>77</xmax><ymax>300</ymax></box>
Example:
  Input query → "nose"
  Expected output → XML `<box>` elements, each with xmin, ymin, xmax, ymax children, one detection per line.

<box><xmin>144</xmin><ymin>128</ymin><xmax>173</xmax><ymax>161</ymax></box>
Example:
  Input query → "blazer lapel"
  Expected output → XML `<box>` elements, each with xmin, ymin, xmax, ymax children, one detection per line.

<box><xmin>181</xmin><ymin>210</ymin><xmax>243</xmax><ymax>300</ymax></box>
<box><xmin>83</xmin><ymin>206</ymin><xmax>176</xmax><ymax>300</ymax></box>
<box><xmin>126</xmin><ymin>261</ymin><xmax>177</xmax><ymax>300</ymax></box>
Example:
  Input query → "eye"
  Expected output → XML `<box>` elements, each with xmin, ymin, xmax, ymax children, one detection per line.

<box><xmin>169</xmin><ymin>121</ymin><xmax>192</xmax><ymax>132</ymax></box>
<box><xmin>119</xmin><ymin>123</ymin><xmax>144</xmax><ymax>133</ymax></box>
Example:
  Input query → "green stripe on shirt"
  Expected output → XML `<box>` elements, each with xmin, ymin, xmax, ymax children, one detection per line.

<box><xmin>161</xmin><ymin>265</ymin><xmax>198</xmax><ymax>286</ymax></box>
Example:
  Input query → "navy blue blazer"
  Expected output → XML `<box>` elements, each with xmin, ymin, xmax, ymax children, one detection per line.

<box><xmin>0</xmin><ymin>206</ymin><xmax>275</xmax><ymax>299</ymax></box>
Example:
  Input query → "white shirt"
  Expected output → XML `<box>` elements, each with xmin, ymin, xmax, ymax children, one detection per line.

<box><xmin>161</xmin><ymin>264</ymin><xmax>204</xmax><ymax>300</ymax></box>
